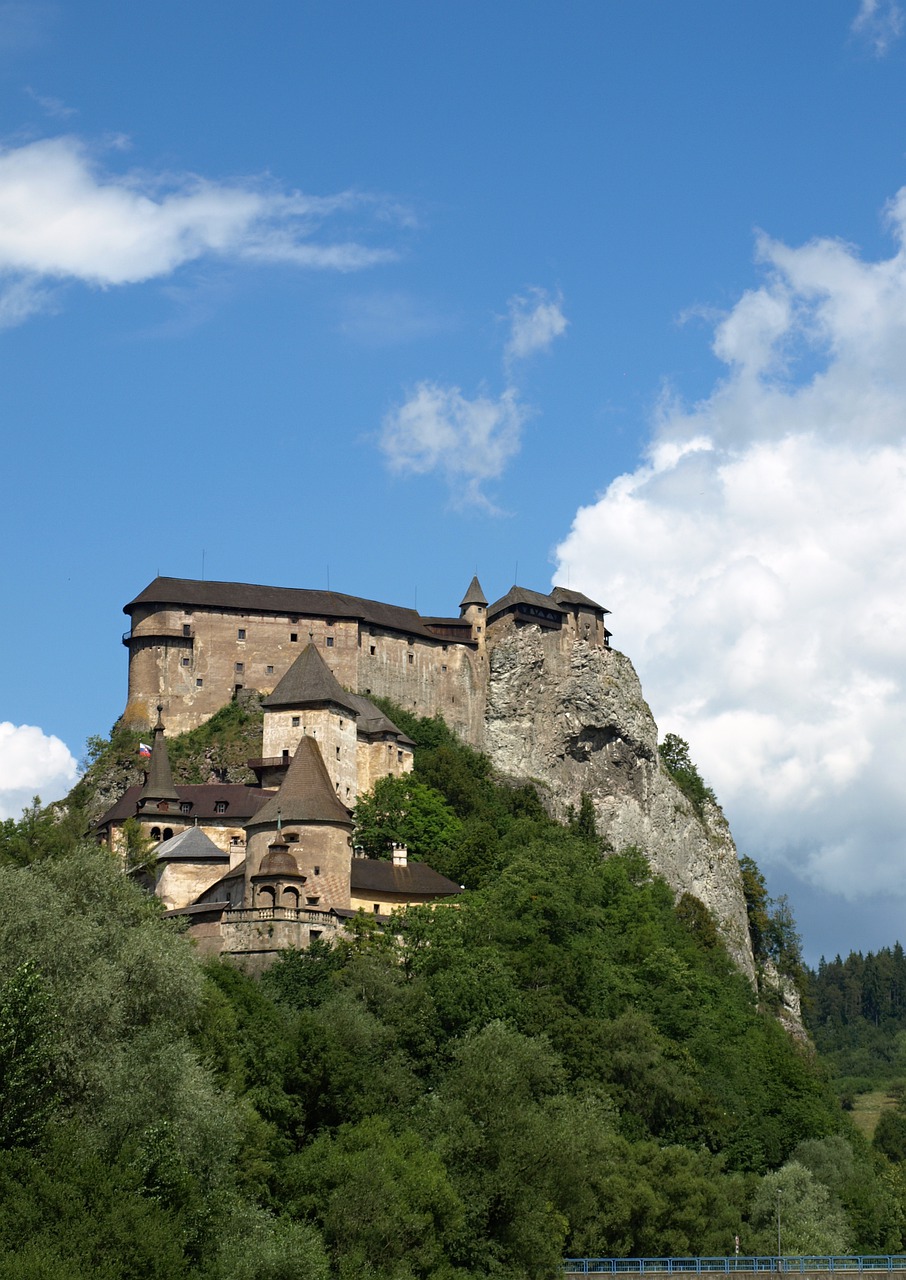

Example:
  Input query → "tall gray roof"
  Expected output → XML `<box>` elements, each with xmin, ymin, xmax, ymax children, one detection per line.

<box><xmin>154</xmin><ymin>827</ymin><xmax>227</xmax><ymax>863</ymax></box>
<box><xmin>125</xmin><ymin>576</ymin><xmax>440</xmax><ymax>640</ymax></box>
<box><xmin>138</xmin><ymin>713</ymin><xmax>180</xmax><ymax>808</ymax></box>
<box><xmin>262</xmin><ymin>644</ymin><xmax>359</xmax><ymax>715</ymax></box>
<box><xmin>247</xmin><ymin>735</ymin><xmax>353</xmax><ymax>831</ymax></box>
<box><xmin>459</xmin><ymin>575</ymin><xmax>488</xmax><ymax>608</ymax></box>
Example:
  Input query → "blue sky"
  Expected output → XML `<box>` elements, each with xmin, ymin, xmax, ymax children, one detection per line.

<box><xmin>3</xmin><ymin>0</ymin><xmax>906</xmax><ymax>962</ymax></box>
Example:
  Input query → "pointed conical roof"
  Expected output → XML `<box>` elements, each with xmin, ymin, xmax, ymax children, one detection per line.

<box><xmin>138</xmin><ymin>708</ymin><xmax>180</xmax><ymax>807</ymax></box>
<box><xmin>262</xmin><ymin>644</ymin><xmax>359</xmax><ymax>715</ymax></box>
<box><xmin>459</xmin><ymin>575</ymin><xmax>488</xmax><ymax>608</ymax></box>
<box><xmin>247</xmin><ymin>736</ymin><xmax>353</xmax><ymax>831</ymax></box>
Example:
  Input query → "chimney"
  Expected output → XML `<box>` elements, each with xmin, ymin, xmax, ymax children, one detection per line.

<box><xmin>391</xmin><ymin>843</ymin><xmax>408</xmax><ymax>867</ymax></box>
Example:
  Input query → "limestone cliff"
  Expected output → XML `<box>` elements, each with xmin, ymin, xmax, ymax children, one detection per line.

<box><xmin>483</xmin><ymin>623</ymin><xmax>757</xmax><ymax>985</ymax></box>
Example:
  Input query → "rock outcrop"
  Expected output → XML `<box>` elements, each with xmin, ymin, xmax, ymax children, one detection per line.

<box><xmin>483</xmin><ymin>622</ymin><xmax>757</xmax><ymax>985</ymax></box>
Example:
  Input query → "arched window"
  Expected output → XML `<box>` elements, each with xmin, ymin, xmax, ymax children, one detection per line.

<box><xmin>257</xmin><ymin>885</ymin><xmax>276</xmax><ymax>908</ymax></box>
<box><xmin>150</xmin><ymin>827</ymin><xmax>161</xmax><ymax>841</ymax></box>
<box><xmin>282</xmin><ymin>886</ymin><xmax>299</xmax><ymax>909</ymax></box>
<box><xmin>163</xmin><ymin>828</ymin><xmax>173</xmax><ymax>841</ymax></box>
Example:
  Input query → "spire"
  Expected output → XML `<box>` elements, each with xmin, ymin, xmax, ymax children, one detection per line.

<box><xmin>262</xmin><ymin>643</ymin><xmax>359</xmax><ymax>715</ymax></box>
<box><xmin>138</xmin><ymin>705</ymin><xmax>181</xmax><ymax>810</ymax></box>
<box><xmin>247</xmin><ymin>736</ymin><xmax>353</xmax><ymax>832</ymax></box>
<box><xmin>459</xmin><ymin>575</ymin><xmax>488</xmax><ymax>609</ymax></box>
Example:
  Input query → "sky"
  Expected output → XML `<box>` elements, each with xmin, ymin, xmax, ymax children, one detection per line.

<box><xmin>2</xmin><ymin>0</ymin><xmax>906</xmax><ymax>963</ymax></box>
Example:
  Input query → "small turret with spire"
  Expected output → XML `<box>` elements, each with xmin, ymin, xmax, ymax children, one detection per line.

<box><xmin>137</xmin><ymin>705</ymin><xmax>182</xmax><ymax>817</ymax></box>
<box><xmin>459</xmin><ymin>575</ymin><xmax>488</xmax><ymax>644</ymax></box>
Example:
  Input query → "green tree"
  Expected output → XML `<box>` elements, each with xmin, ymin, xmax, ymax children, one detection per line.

<box><xmin>0</xmin><ymin>962</ymin><xmax>58</xmax><ymax>1149</ymax></box>
<box><xmin>749</xmin><ymin>1161</ymin><xmax>850</xmax><ymax>1255</ymax></box>
<box><xmin>353</xmin><ymin>775</ymin><xmax>462</xmax><ymax>865</ymax></box>
<box><xmin>658</xmin><ymin>733</ymin><xmax>717</xmax><ymax>818</ymax></box>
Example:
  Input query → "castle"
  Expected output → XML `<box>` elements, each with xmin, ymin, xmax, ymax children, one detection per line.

<box><xmin>101</xmin><ymin>574</ymin><xmax>612</xmax><ymax>969</ymax></box>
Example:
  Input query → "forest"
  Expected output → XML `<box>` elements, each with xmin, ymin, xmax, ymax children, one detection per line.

<box><xmin>2</xmin><ymin>706</ymin><xmax>906</xmax><ymax>1279</ymax></box>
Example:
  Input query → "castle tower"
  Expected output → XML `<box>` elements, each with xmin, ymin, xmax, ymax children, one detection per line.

<box><xmin>459</xmin><ymin>575</ymin><xmax>488</xmax><ymax>646</ymax></box>
<box><xmin>135</xmin><ymin>706</ymin><xmax>185</xmax><ymax>844</ymax></box>
<box><xmin>261</xmin><ymin>643</ymin><xmax>359</xmax><ymax>804</ymax></box>
<box><xmin>243</xmin><ymin>735</ymin><xmax>354</xmax><ymax>911</ymax></box>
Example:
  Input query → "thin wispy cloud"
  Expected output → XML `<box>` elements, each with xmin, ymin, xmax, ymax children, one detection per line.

<box><xmin>379</xmin><ymin>286</ymin><xmax>567</xmax><ymax>507</ymax></box>
<box><xmin>24</xmin><ymin>85</ymin><xmax>76</xmax><ymax>118</ymax></box>
<box><xmin>0</xmin><ymin>135</ymin><xmax>402</xmax><ymax>324</ymax></box>
<box><xmin>555</xmin><ymin>188</ymin><xmax>906</xmax><ymax>912</ymax></box>
<box><xmin>852</xmin><ymin>0</ymin><xmax>904</xmax><ymax>55</ymax></box>
<box><xmin>504</xmin><ymin>287</ymin><xmax>568</xmax><ymax>364</ymax></box>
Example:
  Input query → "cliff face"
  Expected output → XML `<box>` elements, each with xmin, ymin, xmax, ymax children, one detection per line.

<box><xmin>483</xmin><ymin>623</ymin><xmax>757</xmax><ymax>985</ymax></box>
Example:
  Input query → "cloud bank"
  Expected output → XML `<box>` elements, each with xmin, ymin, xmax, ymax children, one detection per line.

<box><xmin>0</xmin><ymin>722</ymin><xmax>77</xmax><ymax>820</ymax></box>
<box><xmin>0</xmin><ymin>136</ymin><xmax>399</xmax><ymax>323</ymax></box>
<box><xmin>555</xmin><ymin>193</ymin><xmax>906</xmax><ymax>907</ymax></box>
<box><xmin>381</xmin><ymin>288</ymin><xmax>566</xmax><ymax>506</ymax></box>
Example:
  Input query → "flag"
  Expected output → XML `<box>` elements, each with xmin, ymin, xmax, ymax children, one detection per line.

<box><xmin>139</xmin><ymin>742</ymin><xmax>152</xmax><ymax>757</ymax></box>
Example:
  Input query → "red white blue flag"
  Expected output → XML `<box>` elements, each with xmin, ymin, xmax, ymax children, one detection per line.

<box><xmin>139</xmin><ymin>742</ymin><xmax>152</xmax><ymax>757</ymax></box>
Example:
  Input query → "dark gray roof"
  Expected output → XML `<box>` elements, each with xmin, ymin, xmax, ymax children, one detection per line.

<box><xmin>262</xmin><ymin>644</ymin><xmax>360</xmax><ymax>714</ymax></box>
<box><xmin>550</xmin><ymin>586</ymin><xmax>611</xmax><ymax>614</ymax></box>
<box><xmin>154</xmin><ymin>827</ymin><xmax>228</xmax><ymax>863</ymax></box>
<box><xmin>344</xmin><ymin>692</ymin><xmax>415</xmax><ymax>746</ymax></box>
<box><xmin>93</xmin><ymin>784</ymin><xmax>273</xmax><ymax>830</ymax></box>
<box><xmin>248</xmin><ymin>736</ymin><xmax>353</xmax><ymax>830</ymax></box>
<box><xmin>487</xmin><ymin>586</ymin><xmax>568</xmax><ymax>620</ymax></box>
<box><xmin>459</xmin><ymin>575</ymin><xmax>488</xmax><ymax>608</ymax></box>
<box><xmin>351</xmin><ymin>858</ymin><xmax>461</xmax><ymax>897</ymax></box>
<box><xmin>138</xmin><ymin>719</ymin><xmax>180</xmax><ymax>806</ymax></box>
<box><xmin>125</xmin><ymin>576</ymin><xmax>440</xmax><ymax>640</ymax></box>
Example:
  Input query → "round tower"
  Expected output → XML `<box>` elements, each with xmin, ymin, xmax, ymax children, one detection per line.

<box><xmin>459</xmin><ymin>575</ymin><xmax>488</xmax><ymax>646</ymax></box>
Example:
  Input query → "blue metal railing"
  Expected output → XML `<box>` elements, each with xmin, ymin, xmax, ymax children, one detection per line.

<box><xmin>563</xmin><ymin>1261</ymin><xmax>906</xmax><ymax>1275</ymax></box>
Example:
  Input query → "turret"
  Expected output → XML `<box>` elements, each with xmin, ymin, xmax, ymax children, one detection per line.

<box><xmin>459</xmin><ymin>575</ymin><xmax>488</xmax><ymax>644</ymax></box>
<box><xmin>135</xmin><ymin>706</ymin><xmax>185</xmax><ymax>842</ymax></box>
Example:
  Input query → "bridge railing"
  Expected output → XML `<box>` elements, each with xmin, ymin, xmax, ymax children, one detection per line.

<box><xmin>563</xmin><ymin>1260</ymin><xmax>906</xmax><ymax>1275</ymax></box>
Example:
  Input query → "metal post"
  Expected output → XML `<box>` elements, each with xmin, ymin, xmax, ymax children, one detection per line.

<box><xmin>776</xmin><ymin>1190</ymin><xmax>782</xmax><ymax>1265</ymax></box>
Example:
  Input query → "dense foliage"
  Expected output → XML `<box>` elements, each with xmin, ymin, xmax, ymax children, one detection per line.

<box><xmin>3</xmin><ymin>706</ymin><xmax>905</xmax><ymax>1275</ymax></box>
<box><xmin>807</xmin><ymin>945</ymin><xmax>906</xmax><ymax>1091</ymax></box>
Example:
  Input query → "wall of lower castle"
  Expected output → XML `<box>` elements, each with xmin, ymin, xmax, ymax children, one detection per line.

<box><xmin>356</xmin><ymin>738</ymin><xmax>413</xmax><ymax>795</ymax></box>
<box><xmin>263</xmin><ymin>712</ymin><xmax>358</xmax><ymax>805</ymax></box>
<box><xmin>244</xmin><ymin>822</ymin><xmax>352</xmax><ymax>910</ymax></box>
<box><xmin>155</xmin><ymin>861</ymin><xmax>229</xmax><ymax>911</ymax></box>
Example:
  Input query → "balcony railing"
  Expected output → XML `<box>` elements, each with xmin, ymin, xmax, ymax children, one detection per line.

<box><xmin>563</xmin><ymin>1261</ymin><xmax>906</xmax><ymax>1275</ymax></box>
<box><xmin>224</xmin><ymin>906</ymin><xmax>336</xmax><ymax>928</ymax></box>
<box><xmin>122</xmin><ymin>628</ymin><xmax>194</xmax><ymax>647</ymax></box>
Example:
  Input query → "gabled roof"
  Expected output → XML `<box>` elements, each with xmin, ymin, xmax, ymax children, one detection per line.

<box><xmin>248</xmin><ymin>735</ymin><xmax>353</xmax><ymax>830</ymax></box>
<box><xmin>124</xmin><ymin>576</ymin><xmax>440</xmax><ymax>640</ymax></box>
<box><xmin>549</xmin><ymin>586</ymin><xmax>611</xmax><ymax>614</ymax></box>
<box><xmin>487</xmin><ymin>585</ymin><xmax>568</xmax><ymax>621</ymax></box>
<box><xmin>459</xmin><ymin>575</ymin><xmax>488</xmax><ymax>608</ymax></box>
<box><xmin>93</xmin><ymin>784</ymin><xmax>272</xmax><ymax>830</ymax></box>
<box><xmin>351</xmin><ymin>858</ymin><xmax>461</xmax><ymax>897</ymax></box>
<box><xmin>262</xmin><ymin>644</ymin><xmax>359</xmax><ymax>715</ymax></box>
<box><xmin>154</xmin><ymin>827</ymin><xmax>228</xmax><ymax>863</ymax></box>
<box><xmin>345</xmin><ymin>692</ymin><xmax>415</xmax><ymax>746</ymax></box>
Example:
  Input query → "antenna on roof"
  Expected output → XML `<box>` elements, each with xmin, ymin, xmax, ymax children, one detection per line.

<box><xmin>327</xmin><ymin>564</ymin><xmax>330</xmax><ymax>591</ymax></box>
<box><xmin>414</xmin><ymin>586</ymin><xmax>417</xmax><ymax>611</ymax></box>
<box><xmin>201</xmin><ymin>550</ymin><xmax>205</xmax><ymax>581</ymax></box>
<box><xmin>514</xmin><ymin>560</ymin><xmax>518</xmax><ymax>585</ymax></box>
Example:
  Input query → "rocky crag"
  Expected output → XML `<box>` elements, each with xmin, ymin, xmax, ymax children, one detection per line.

<box><xmin>483</xmin><ymin>623</ymin><xmax>757</xmax><ymax>985</ymax></box>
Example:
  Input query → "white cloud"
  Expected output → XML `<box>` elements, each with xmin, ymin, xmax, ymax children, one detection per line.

<box><xmin>0</xmin><ymin>722</ymin><xmax>77</xmax><ymax>820</ymax></box>
<box><xmin>852</xmin><ymin>0</ymin><xmax>904</xmax><ymax>55</ymax></box>
<box><xmin>0</xmin><ymin>136</ymin><xmax>399</xmax><ymax>322</ymax></box>
<box><xmin>504</xmin><ymin>287</ymin><xmax>568</xmax><ymax>364</ymax></box>
<box><xmin>380</xmin><ymin>381</ymin><xmax>526</xmax><ymax>510</ymax></box>
<box><xmin>555</xmin><ymin>189</ymin><xmax>906</xmax><ymax>909</ymax></box>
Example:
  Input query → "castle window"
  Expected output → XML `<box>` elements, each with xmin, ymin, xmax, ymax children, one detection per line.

<box><xmin>339</xmin><ymin>720</ymin><xmax>344</xmax><ymax>728</ymax></box>
<box><xmin>397</xmin><ymin>751</ymin><xmax>403</xmax><ymax>762</ymax></box>
<box><xmin>150</xmin><ymin>827</ymin><xmax>161</xmax><ymax>841</ymax></box>
<box><xmin>266</xmin><ymin>665</ymin><xmax>274</xmax><ymax>675</ymax></box>
<box><xmin>476</xmin><ymin>626</ymin><xmax>482</xmax><ymax>633</ymax></box>
<box><xmin>215</xmin><ymin>801</ymin><xmax>228</xmax><ymax>814</ymax></box>
<box><xmin>370</xmin><ymin>645</ymin><xmax>375</xmax><ymax>655</ymax></box>
<box><xmin>237</xmin><ymin>628</ymin><xmax>246</xmax><ymax>640</ymax></box>
<box><xmin>290</xmin><ymin>633</ymin><xmax>298</xmax><ymax>642</ymax></box>
<box><xmin>336</xmin><ymin>746</ymin><xmax>340</xmax><ymax>758</ymax></box>
<box><xmin>314</xmin><ymin>866</ymin><xmax>320</xmax><ymax>875</ymax></box>
<box><xmin>235</xmin><ymin>662</ymin><xmax>244</xmax><ymax>673</ymax></box>
<box><xmin>163</xmin><ymin>828</ymin><xmax>173</xmax><ymax>840</ymax></box>
<box><xmin>196</xmin><ymin>678</ymin><xmax>203</xmax><ymax>687</ymax></box>
<box><xmin>408</xmin><ymin>653</ymin><xmax>413</xmax><ymax>664</ymax></box>
<box><xmin>182</xmin><ymin>657</ymin><xmax>190</xmax><ymax>667</ymax></box>
<box><xmin>182</xmin><ymin>624</ymin><xmax>191</xmax><ymax>637</ymax></box>
<box><xmin>306</xmin><ymin>896</ymin><xmax>320</xmax><ymax>906</ymax></box>
<box><xmin>441</xmin><ymin>664</ymin><xmax>447</xmax><ymax>672</ymax></box>
<box><xmin>373</xmin><ymin>904</ymin><xmax>380</xmax><ymax>914</ymax></box>
<box><xmin>292</xmin><ymin>716</ymin><xmax>300</xmax><ymax>727</ymax></box>
<box><xmin>310</xmin><ymin>929</ymin><xmax>322</xmax><ymax>940</ymax></box>
<box><xmin>326</xmin><ymin>636</ymin><xmax>334</xmax><ymax>647</ymax></box>
<box><xmin>180</xmin><ymin>802</ymin><xmax>192</xmax><ymax>814</ymax></box>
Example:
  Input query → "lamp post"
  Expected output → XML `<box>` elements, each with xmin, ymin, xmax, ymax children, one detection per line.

<box><xmin>776</xmin><ymin>1188</ymin><xmax>782</xmax><ymax>1263</ymax></box>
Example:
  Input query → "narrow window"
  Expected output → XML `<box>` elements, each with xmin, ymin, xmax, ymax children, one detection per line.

<box><xmin>370</xmin><ymin>645</ymin><xmax>376</xmax><ymax>655</ymax></box>
<box><xmin>182</xmin><ymin>624</ymin><xmax>191</xmax><ymax>637</ymax></box>
<box><xmin>182</xmin><ymin>657</ymin><xmax>190</xmax><ymax>667</ymax></box>
<box><xmin>237</xmin><ymin>628</ymin><xmax>246</xmax><ymax>640</ymax></box>
<box><xmin>441</xmin><ymin>664</ymin><xmax>447</xmax><ymax>672</ymax></box>
<box><xmin>408</xmin><ymin>653</ymin><xmax>414</xmax><ymax>664</ymax></box>
<box><xmin>235</xmin><ymin>662</ymin><xmax>244</xmax><ymax>673</ymax></box>
<box><xmin>373</xmin><ymin>904</ymin><xmax>380</xmax><ymax>914</ymax></box>
<box><xmin>266</xmin><ymin>665</ymin><xmax>274</xmax><ymax>675</ymax></box>
<box><xmin>336</xmin><ymin>746</ymin><xmax>340</xmax><ymax>758</ymax></box>
<box><xmin>290</xmin><ymin>632</ymin><xmax>298</xmax><ymax>642</ymax></box>
<box><xmin>163</xmin><ymin>828</ymin><xmax>173</xmax><ymax>840</ymax></box>
<box><xmin>314</xmin><ymin>866</ymin><xmax>320</xmax><ymax>875</ymax></box>
<box><xmin>326</xmin><ymin>636</ymin><xmax>334</xmax><ymax>647</ymax></box>
<box><xmin>196</xmin><ymin>678</ymin><xmax>203</xmax><ymax>687</ymax></box>
<box><xmin>292</xmin><ymin>715</ymin><xmax>300</xmax><ymax>727</ymax></box>
<box><xmin>397</xmin><ymin>751</ymin><xmax>403</xmax><ymax>762</ymax></box>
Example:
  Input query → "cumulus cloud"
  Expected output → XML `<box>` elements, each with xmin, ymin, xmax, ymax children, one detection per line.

<box><xmin>504</xmin><ymin>287</ymin><xmax>568</xmax><ymax>364</ymax></box>
<box><xmin>554</xmin><ymin>190</ymin><xmax>906</xmax><ymax>914</ymax></box>
<box><xmin>380</xmin><ymin>382</ymin><xmax>526</xmax><ymax>510</ymax></box>
<box><xmin>0</xmin><ymin>136</ymin><xmax>399</xmax><ymax>322</ymax></box>
<box><xmin>852</xmin><ymin>0</ymin><xmax>904</xmax><ymax>55</ymax></box>
<box><xmin>0</xmin><ymin>722</ymin><xmax>77</xmax><ymax>820</ymax></box>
